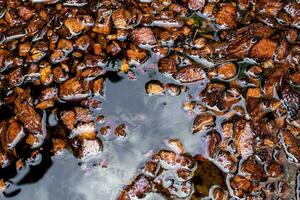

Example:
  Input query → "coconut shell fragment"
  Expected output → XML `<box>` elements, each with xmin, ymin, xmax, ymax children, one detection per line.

<box><xmin>192</xmin><ymin>113</ymin><xmax>215</xmax><ymax>133</ymax></box>
<box><xmin>132</xmin><ymin>28</ymin><xmax>157</xmax><ymax>46</ymax></box>
<box><xmin>216</xmin><ymin>3</ymin><xmax>238</xmax><ymax>29</ymax></box>
<box><xmin>59</xmin><ymin>78</ymin><xmax>88</xmax><ymax>101</ymax></box>
<box><xmin>249</xmin><ymin>39</ymin><xmax>277</xmax><ymax>60</ymax></box>
<box><xmin>145</xmin><ymin>80</ymin><xmax>165</xmax><ymax>95</ymax></box>
<box><xmin>72</xmin><ymin>137</ymin><xmax>103</xmax><ymax>159</ymax></box>
<box><xmin>64</xmin><ymin>18</ymin><xmax>85</xmax><ymax>35</ymax></box>
<box><xmin>173</xmin><ymin>65</ymin><xmax>206</xmax><ymax>83</ymax></box>
<box><xmin>14</xmin><ymin>89</ymin><xmax>42</xmax><ymax>134</ymax></box>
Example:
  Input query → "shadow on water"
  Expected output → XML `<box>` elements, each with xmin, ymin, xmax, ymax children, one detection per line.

<box><xmin>0</xmin><ymin>139</ymin><xmax>53</xmax><ymax>198</ymax></box>
<box><xmin>0</xmin><ymin>101</ymin><xmax>53</xmax><ymax>198</ymax></box>
<box><xmin>18</xmin><ymin>147</ymin><xmax>53</xmax><ymax>185</ymax></box>
<box><xmin>105</xmin><ymin>71</ymin><xmax>124</xmax><ymax>83</ymax></box>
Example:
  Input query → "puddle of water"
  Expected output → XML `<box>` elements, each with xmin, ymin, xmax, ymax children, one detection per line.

<box><xmin>4</xmin><ymin>71</ymin><xmax>207</xmax><ymax>200</ymax></box>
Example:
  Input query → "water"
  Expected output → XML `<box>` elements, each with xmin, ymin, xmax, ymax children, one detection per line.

<box><xmin>0</xmin><ymin>46</ymin><xmax>297</xmax><ymax>200</ymax></box>
<box><xmin>3</xmin><ymin>69</ymin><xmax>207</xmax><ymax>200</ymax></box>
